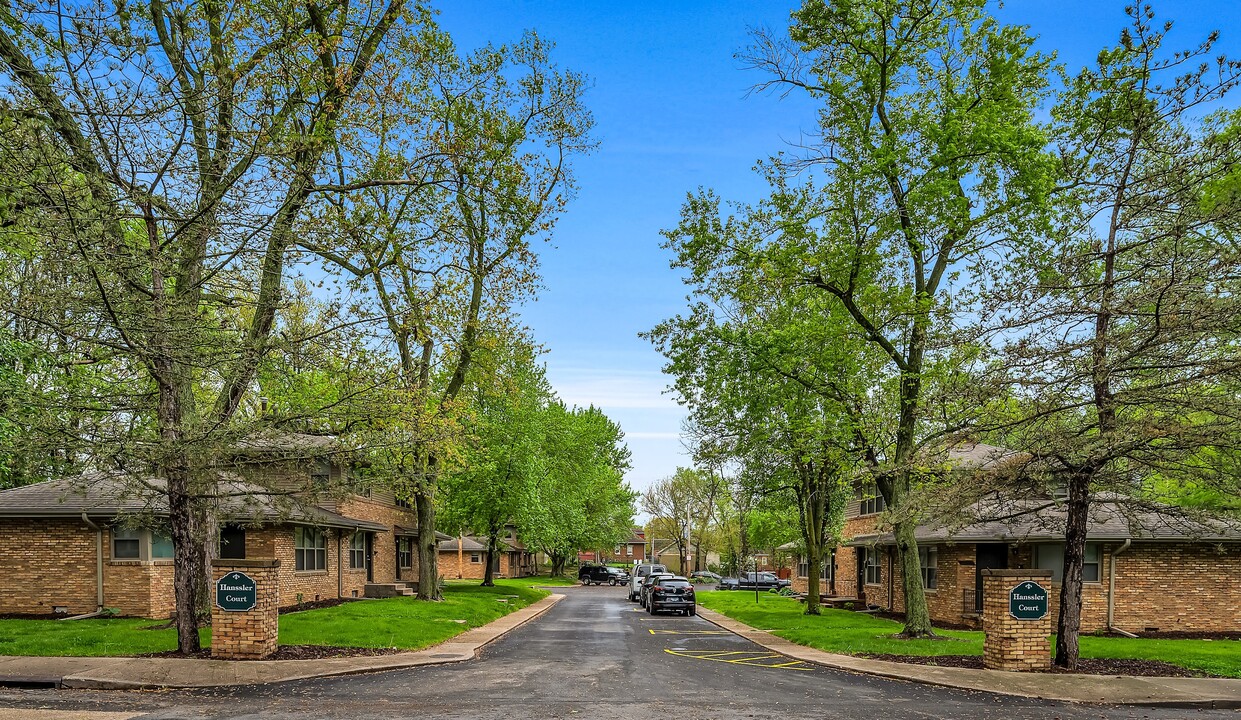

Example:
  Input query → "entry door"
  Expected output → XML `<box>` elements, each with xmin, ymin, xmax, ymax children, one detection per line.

<box><xmin>365</xmin><ymin>533</ymin><xmax>374</xmax><ymax>582</ymax></box>
<box><xmin>974</xmin><ymin>544</ymin><xmax>1008</xmax><ymax>611</ymax></box>
<box><xmin>855</xmin><ymin>547</ymin><xmax>866</xmax><ymax>600</ymax></box>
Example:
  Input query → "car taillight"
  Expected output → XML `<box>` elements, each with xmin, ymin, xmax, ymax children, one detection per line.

<box><xmin>684</xmin><ymin>587</ymin><xmax>694</xmax><ymax>596</ymax></box>
<box><xmin>653</xmin><ymin>585</ymin><xmax>663</xmax><ymax>592</ymax></box>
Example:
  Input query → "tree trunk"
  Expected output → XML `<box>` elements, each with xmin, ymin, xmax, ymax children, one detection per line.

<box><xmin>482</xmin><ymin>531</ymin><xmax>498</xmax><ymax>587</ymax></box>
<box><xmin>893</xmin><ymin>517</ymin><xmax>933</xmax><ymax>637</ymax></box>
<box><xmin>415</xmin><ymin>488</ymin><xmax>441</xmax><ymax>601</ymax></box>
<box><xmin>550</xmin><ymin>552</ymin><xmax>566</xmax><ymax>577</ymax></box>
<box><xmin>800</xmin><ymin>467</ymin><xmax>826</xmax><ymax>616</ymax></box>
<box><xmin>167</xmin><ymin>469</ymin><xmax>202</xmax><ymax>653</ymax></box>
<box><xmin>1055</xmin><ymin>471</ymin><xmax>1091</xmax><ymax>669</ymax></box>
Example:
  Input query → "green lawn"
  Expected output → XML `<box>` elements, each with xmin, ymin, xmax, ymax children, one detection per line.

<box><xmin>0</xmin><ymin>579</ymin><xmax>548</xmax><ymax>657</ymax></box>
<box><xmin>479</xmin><ymin>574</ymin><xmax>579</xmax><ymax>588</ymax></box>
<box><xmin>697</xmin><ymin>591</ymin><xmax>1241</xmax><ymax>678</ymax></box>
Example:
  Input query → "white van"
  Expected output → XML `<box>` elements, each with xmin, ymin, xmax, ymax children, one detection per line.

<box><xmin>627</xmin><ymin>563</ymin><xmax>668</xmax><ymax>602</ymax></box>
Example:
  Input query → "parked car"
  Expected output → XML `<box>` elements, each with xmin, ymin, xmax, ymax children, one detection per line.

<box><xmin>647</xmin><ymin>576</ymin><xmax>696</xmax><ymax>616</ymax></box>
<box><xmin>627</xmin><ymin>563</ymin><xmax>668</xmax><ymax>602</ymax></box>
<box><xmin>689</xmin><ymin>570</ymin><xmax>722</xmax><ymax>583</ymax></box>
<box><xmin>639</xmin><ymin>572</ymin><xmax>677</xmax><ymax>608</ymax></box>
<box><xmin>718</xmin><ymin>572</ymin><xmax>791</xmax><ymax>591</ymax></box>
<box><xmin>579</xmin><ymin>565</ymin><xmax>626</xmax><ymax>586</ymax></box>
<box><xmin>606</xmin><ymin>567</ymin><xmax>631</xmax><ymax>584</ymax></box>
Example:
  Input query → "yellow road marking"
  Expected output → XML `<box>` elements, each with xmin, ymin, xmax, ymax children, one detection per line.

<box><xmin>647</xmin><ymin>629</ymin><xmax>730</xmax><ymax>635</ymax></box>
<box><xmin>664</xmin><ymin>648</ymin><xmax>814</xmax><ymax>671</ymax></box>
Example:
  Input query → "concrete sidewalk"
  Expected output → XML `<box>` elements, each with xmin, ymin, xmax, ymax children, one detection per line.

<box><xmin>0</xmin><ymin>593</ymin><xmax>564</xmax><ymax>690</ymax></box>
<box><xmin>697</xmin><ymin>607</ymin><xmax>1241</xmax><ymax>709</ymax></box>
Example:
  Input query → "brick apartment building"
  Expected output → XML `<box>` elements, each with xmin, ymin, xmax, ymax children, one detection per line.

<box><xmin>0</xmin><ymin>434</ymin><xmax>452</xmax><ymax>617</ymax></box>
<box><xmin>438</xmin><ymin>531</ymin><xmax>537</xmax><ymax>580</ymax></box>
<box><xmin>790</xmin><ymin>443</ymin><xmax>1241</xmax><ymax>633</ymax></box>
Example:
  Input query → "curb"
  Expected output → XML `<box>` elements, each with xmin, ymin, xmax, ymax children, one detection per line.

<box><xmin>9</xmin><ymin>593</ymin><xmax>565</xmax><ymax>690</ymax></box>
<box><xmin>695</xmin><ymin>607</ymin><xmax>1241</xmax><ymax>709</ymax></box>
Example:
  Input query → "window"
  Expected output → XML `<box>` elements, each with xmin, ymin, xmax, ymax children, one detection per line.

<box><xmin>797</xmin><ymin>557</ymin><xmax>809</xmax><ymax>578</ymax></box>
<box><xmin>395</xmin><ymin>497</ymin><xmax>412</xmax><ymax>509</ymax></box>
<box><xmin>858</xmin><ymin>483</ymin><xmax>887</xmax><ymax>516</ymax></box>
<box><xmin>1083</xmin><ymin>544</ymin><xmax>1101</xmax><ymax>583</ymax></box>
<box><xmin>919</xmin><ymin>546</ymin><xmax>938</xmax><ymax>590</ymax></box>
<box><xmin>625</xmin><ymin>545</ymin><xmax>632</xmax><ymax>556</ymax></box>
<box><xmin>310</xmin><ymin>460</ymin><xmax>331</xmax><ymax>489</ymax></box>
<box><xmin>864</xmin><ymin>548</ymin><xmax>882</xmax><ymax>585</ymax></box>
<box><xmin>219</xmin><ymin>525</ymin><xmax>246</xmax><ymax>560</ymax></box>
<box><xmin>349</xmin><ymin>532</ymin><xmax>367</xmax><ymax>570</ymax></box>
<box><xmin>822</xmin><ymin>550</ymin><xmax>835</xmax><ymax>581</ymax></box>
<box><xmin>150</xmin><ymin>530</ymin><xmax>174</xmax><ymax>559</ymax></box>
<box><xmin>294</xmin><ymin>527</ymin><xmax>326</xmax><ymax>571</ymax></box>
<box><xmin>1034</xmin><ymin>543</ymin><xmax>1101</xmax><ymax>583</ymax></box>
<box><xmin>469</xmin><ymin>552</ymin><xmax>481</xmax><ymax>564</ymax></box>
<box><xmin>398</xmin><ymin>538</ymin><xmax>413</xmax><ymax>569</ymax></box>
<box><xmin>112</xmin><ymin>528</ymin><xmax>141</xmax><ymax>560</ymax></box>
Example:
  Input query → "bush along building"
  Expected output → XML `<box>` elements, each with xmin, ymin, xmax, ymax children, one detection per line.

<box><xmin>0</xmin><ymin>433</ymin><xmax>450</xmax><ymax>617</ymax></box>
<box><xmin>789</xmin><ymin>443</ymin><xmax>1241</xmax><ymax>633</ymax></box>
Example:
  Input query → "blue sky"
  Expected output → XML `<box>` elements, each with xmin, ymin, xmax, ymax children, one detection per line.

<box><xmin>434</xmin><ymin>1</ymin><xmax>1241</xmax><ymax>498</ymax></box>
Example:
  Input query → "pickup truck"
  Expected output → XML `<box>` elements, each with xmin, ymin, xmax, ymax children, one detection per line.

<box><xmin>718</xmin><ymin>571</ymin><xmax>791</xmax><ymax>591</ymax></box>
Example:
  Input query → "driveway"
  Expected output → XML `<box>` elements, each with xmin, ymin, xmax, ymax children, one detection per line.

<box><xmin>0</xmin><ymin>585</ymin><xmax>1233</xmax><ymax>719</ymax></box>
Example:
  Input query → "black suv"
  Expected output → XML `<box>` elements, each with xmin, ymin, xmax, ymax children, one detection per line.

<box><xmin>647</xmin><ymin>576</ymin><xmax>696</xmax><ymax>616</ymax></box>
<box><xmin>578</xmin><ymin>565</ymin><xmax>627</xmax><ymax>586</ymax></box>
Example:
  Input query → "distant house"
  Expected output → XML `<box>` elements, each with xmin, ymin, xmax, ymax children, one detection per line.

<box><xmin>0</xmin><ymin>433</ymin><xmax>451</xmax><ymax>617</ymax></box>
<box><xmin>789</xmin><ymin>442</ymin><xmax>1241</xmax><ymax>633</ymax></box>
<box><xmin>653</xmin><ymin>540</ymin><xmax>719</xmax><ymax>574</ymax></box>
<box><xmin>439</xmin><ymin>529</ymin><xmax>536</xmax><ymax>580</ymax></box>
<box><xmin>578</xmin><ymin>527</ymin><xmax>648</xmax><ymax>565</ymax></box>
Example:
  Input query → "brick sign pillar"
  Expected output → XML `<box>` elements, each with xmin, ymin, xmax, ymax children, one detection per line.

<box><xmin>211</xmin><ymin>559</ymin><xmax>280</xmax><ymax>660</ymax></box>
<box><xmin>982</xmin><ymin>568</ymin><xmax>1053</xmax><ymax>672</ymax></box>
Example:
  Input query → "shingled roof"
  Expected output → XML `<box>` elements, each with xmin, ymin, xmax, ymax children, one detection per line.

<box><xmin>0</xmin><ymin>474</ymin><xmax>388</xmax><ymax>532</ymax></box>
<box><xmin>847</xmin><ymin>496</ymin><xmax>1241</xmax><ymax>547</ymax></box>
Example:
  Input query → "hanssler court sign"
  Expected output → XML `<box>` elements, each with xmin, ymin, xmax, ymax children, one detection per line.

<box><xmin>216</xmin><ymin>571</ymin><xmax>258</xmax><ymax>612</ymax></box>
<box><xmin>1008</xmin><ymin>580</ymin><xmax>1049</xmax><ymax>620</ymax></box>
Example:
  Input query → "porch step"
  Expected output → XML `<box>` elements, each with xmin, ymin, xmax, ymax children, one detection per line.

<box><xmin>364</xmin><ymin>582</ymin><xmax>417</xmax><ymax>598</ymax></box>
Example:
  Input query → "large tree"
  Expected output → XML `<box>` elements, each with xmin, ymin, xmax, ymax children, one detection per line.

<box><xmin>439</xmin><ymin>343</ymin><xmax>550</xmax><ymax>587</ymax></box>
<box><xmin>666</xmin><ymin>0</ymin><xmax>1053</xmax><ymax>636</ymax></box>
<box><xmin>990</xmin><ymin>7</ymin><xmax>1241</xmax><ymax>668</ymax></box>
<box><xmin>301</xmin><ymin>29</ymin><xmax>593</xmax><ymax>599</ymax></box>
<box><xmin>0</xmin><ymin>0</ymin><xmax>417</xmax><ymax>651</ymax></box>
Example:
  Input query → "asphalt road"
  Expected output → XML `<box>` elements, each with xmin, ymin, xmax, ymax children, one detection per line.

<box><xmin>0</xmin><ymin>586</ymin><xmax>1234</xmax><ymax>720</ymax></box>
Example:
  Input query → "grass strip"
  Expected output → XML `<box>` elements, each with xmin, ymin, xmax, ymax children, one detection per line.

<box><xmin>0</xmin><ymin>579</ymin><xmax>548</xmax><ymax>657</ymax></box>
<box><xmin>697</xmin><ymin>590</ymin><xmax>1241</xmax><ymax>678</ymax></box>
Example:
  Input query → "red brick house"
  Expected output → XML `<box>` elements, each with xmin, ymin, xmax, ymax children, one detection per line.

<box><xmin>790</xmin><ymin>443</ymin><xmax>1241</xmax><ymax>633</ymax></box>
<box><xmin>0</xmin><ymin>434</ymin><xmax>451</xmax><ymax>617</ymax></box>
<box><xmin>578</xmin><ymin>527</ymin><xmax>647</xmax><ymax>565</ymax></box>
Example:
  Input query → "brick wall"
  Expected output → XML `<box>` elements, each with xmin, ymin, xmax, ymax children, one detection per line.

<box><xmin>0</xmin><ymin>519</ymin><xmax>98</xmax><ymax>615</ymax></box>
<box><xmin>439</xmin><ymin>549</ymin><xmax>488</xmax><ymax>580</ymax></box>
<box><xmin>982</xmin><ymin>569</ymin><xmax>1053</xmax><ymax>671</ymax></box>
<box><xmin>832</xmin><ymin>540</ymin><xmax>1241</xmax><ymax>633</ymax></box>
<box><xmin>335</xmin><ymin>496</ymin><xmax>421</xmax><ymax>584</ymax></box>
<box><xmin>211</xmin><ymin>560</ymin><xmax>280</xmax><ymax>659</ymax></box>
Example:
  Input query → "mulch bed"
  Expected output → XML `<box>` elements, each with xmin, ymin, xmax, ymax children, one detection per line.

<box><xmin>277</xmin><ymin>598</ymin><xmax>362</xmax><ymax>615</ymax></box>
<box><xmin>855</xmin><ymin>653</ymin><xmax>1221</xmax><ymax>678</ymax></box>
<box><xmin>139</xmin><ymin>645</ymin><xmax>407</xmax><ymax>661</ymax></box>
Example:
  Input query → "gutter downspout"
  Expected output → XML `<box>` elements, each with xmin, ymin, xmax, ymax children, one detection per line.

<box><xmin>338</xmin><ymin>530</ymin><xmax>344</xmax><ymax>599</ymax></box>
<box><xmin>1107</xmin><ymin>539</ymin><xmax>1136</xmax><ymax>637</ymax></box>
<box><xmin>75</xmin><ymin>512</ymin><xmax>105</xmax><ymax>617</ymax></box>
<box><xmin>458</xmin><ymin>534</ymin><xmax>464</xmax><ymax>579</ymax></box>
